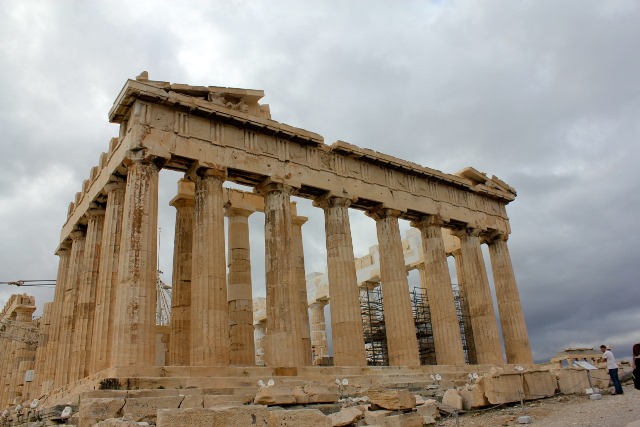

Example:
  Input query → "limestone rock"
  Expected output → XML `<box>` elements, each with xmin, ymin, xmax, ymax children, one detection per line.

<box><xmin>484</xmin><ymin>374</ymin><xmax>522</xmax><ymax>404</ymax></box>
<box><xmin>415</xmin><ymin>399</ymin><xmax>439</xmax><ymax>419</ymax></box>
<box><xmin>523</xmin><ymin>371</ymin><xmax>557</xmax><ymax>399</ymax></box>
<box><xmin>384</xmin><ymin>412</ymin><xmax>425</xmax><ymax>427</ymax></box>
<box><xmin>422</xmin><ymin>414</ymin><xmax>437</xmax><ymax>425</ymax></box>
<box><xmin>78</xmin><ymin>397</ymin><xmax>125</xmax><ymax>427</ymax></box>
<box><xmin>254</xmin><ymin>386</ymin><xmax>297</xmax><ymax>406</ymax></box>
<box><xmin>269</xmin><ymin>408</ymin><xmax>331</xmax><ymax>427</ymax></box>
<box><xmin>93</xmin><ymin>419</ymin><xmax>140</xmax><ymax>427</ymax></box>
<box><xmin>293</xmin><ymin>386</ymin><xmax>310</xmax><ymax>404</ymax></box>
<box><xmin>459</xmin><ymin>377</ymin><xmax>489</xmax><ymax>410</ymax></box>
<box><xmin>328</xmin><ymin>406</ymin><xmax>363</xmax><ymax>426</ymax></box>
<box><xmin>367</xmin><ymin>387</ymin><xmax>416</xmax><ymax>410</ymax></box>
<box><xmin>179</xmin><ymin>394</ymin><xmax>204</xmax><ymax>408</ymax></box>
<box><xmin>414</xmin><ymin>395</ymin><xmax>426</xmax><ymax>405</ymax></box>
<box><xmin>364</xmin><ymin>408</ymin><xmax>392</xmax><ymax>425</ymax></box>
<box><xmin>303</xmin><ymin>384</ymin><xmax>340</xmax><ymax>403</ymax></box>
<box><xmin>442</xmin><ymin>389</ymin><xmax>463</xmax><ymax>410</ymax></box>
<box><xmin>554</xmin><ymin>369</ymin><xmax>589</xmax><ymax>394</ymax></box>
<box><xmin>121</xmin><ymin>396</ymin><xmax>184</xmax><ymax>423</ymax></box>
<box><xmin>156</xmin><ymin>406</ymin><xmax>269</xmax><ymax>427</ymax></box>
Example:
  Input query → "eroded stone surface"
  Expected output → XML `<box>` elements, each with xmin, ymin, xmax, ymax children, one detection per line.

<box><xmin>368</xmin><ymin>387</ymin><xmax>416</xmax><ymax>410</ymax></box>
<box><xmin>268</xmin><ymin>408</ymin><xmax>331</xmax><ymax>427</ymax></box>
<box><xmin>156</xmin><ymin>405</ymin><xmax>269</xmax><ymax>427</ymax></box>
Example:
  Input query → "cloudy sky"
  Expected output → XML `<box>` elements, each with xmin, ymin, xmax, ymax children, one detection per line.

<box><xmin>1</xmin><ymin>0</ymin><xmax>639</xmax><ymax>363</ymax></box>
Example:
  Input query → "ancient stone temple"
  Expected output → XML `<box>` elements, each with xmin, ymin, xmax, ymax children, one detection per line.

<box><xmin>2</xmin><ymin>73</ymin><xmax>534</xmax><ymax>414</ymax></box>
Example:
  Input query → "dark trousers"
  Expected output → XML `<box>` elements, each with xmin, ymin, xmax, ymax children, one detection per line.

<box><xmin>609</xmin><ymin>368</ymin><xmax>623</xmax><ymax>394</ymax></box>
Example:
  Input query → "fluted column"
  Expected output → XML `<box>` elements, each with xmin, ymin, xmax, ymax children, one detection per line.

<box><xmin>9</xmin><ymin>303</ymin><xmax>36</xmax><ymax>405</ymax></box>
<box><xmin>190</xmin><ymin>166</ymin><xmax>229</xmax><ymax>365</ymax></box>
<box><xmin>33</xmin><ymin>302</ymin><xmax>52</xmax><ymax>394</ymax></box>
<box><xmin>40</xmin><ymin>244</ymin><xmax>70</xmax><ymax>393</ymax></box>
<box><xmin>368</xmin><ymin>208</ymin><xmax>420</xmax><ymax>367</ymax></box>
<box><xmin>315</xmin><ymin>195</ymin><xmax>366</xmax><ymax>366</ymax></box>
<box><xmin>226</xmin><ymin>206</ymin><xmax>255</xmax><ymax>366</ymax></box>
<box><xmin>70</xmin><ymin>207</ymin><xmax>104</xmax><ymax>382</ymax></box>
<box><xmin>412</xmin><ymin>217</ymin><xmax>465</xmax><ymax>366</ymax></box>
<box><xmin>309</xmin><ymin>301</ymin><xmax>329</xmax><ymax>365</ymax></box>
<box><xmin>112</xmin><ymin>155</ymin><xmax>161</xmax><ymax>367</ymax></box>
<box><xmin>451</xmin><ymin>227</ymin><xmax>503</xmax><ymax>365</ymax></box>
<box><xmin>257</xmin><ymin>181</ymin><xmax>305</xmax><ymax>367</ymax></box>
<box><xmin>169</xmin><ymin>179</ymin><xmax>194</xmax><ymax>366</ymax></box>
<box><xmin>292</xmin><ymin>211</ymin><xmax>312</xmax><ymax>365</ymax></box>
<box><xmin>486</xmin><ymin>232</ymin><xmax>533</xmax><ymax>364</ymax></box>
<box><xmin>452</xmin><ymin>249</ymin><xmax>477</xmax><ymax>364</ymax></box>
<box><xmin>254</xmin><ymin>321</ymin><xmax>266</xmax><ymax>366</ymax></box>
<box><xmin>90</xmin><ymin>181</ymin><xmax>126</xmax><ymax>373</ymax></box>
<box><xmin>55</xmin><ymin>229</ymin><xmax>85</xmax><ymax>387</ymax></box>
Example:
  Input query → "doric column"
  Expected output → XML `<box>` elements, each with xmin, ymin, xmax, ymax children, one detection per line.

<box><xmin>368</xmin><ymin>208</ymin><xmax>420</xmax><ymax>367</ymax></box>
<box><xmin>40</xmin><ymin>243</ymin><xmax>70</xmax><ymax>393</ymax></box>
<box><xmin>112</xmin><ymin>154</ymin><xmax>162</xmax><ymax>367</ymax></box>
<box><xmin>451</xmin><ymin>227</ymin><xmax>503</xmax><ymax>365</ymax></box>
<box><xmin>55</xmin><ymin>229</ymin><xmax>85</xmax><ymax>387</ymax></box>
<box><xmin>254</xmin><ymin>321</ymin><xmax>266</xmax><ymax>366</ymax></box>
<box><xmin>8</xmin><ymin>303</ymin><xmax>36</xmax><ymax>405</ymax></box>
<box><xmin>452</xmin><ymin>249</ymin><xmax>477</xmax><ymax>364</ymax></box>
<box><xmin>292</xmin><ymin>210</ymin><xmax>312</xmax><ymax>365</ymax></box>
<box><xmin>226</xmin><ymin>205</ymin><xmax>255</xmax><ymax>366</ymax></box>
<box><xmin>70</xmin><ymin>207</ymin><xmax>104</xmax><ymax>382</ymax></box>
<box><xmin>315</xmin><ymin>195</ymin><xmax>366</xmax><ymax>366</ymax></box>
<box><xmin>309</xmin><ymin>301</ymin><xmax>329</xmax><ymax>365</ymax></box>
<box><xmin>169</xmin><ymin>179</ymin><xmax>195</xmax><ymax>366</ymax></box>
<box><xmin>190</xmin><ymin>165</ymin><xmax>229</xmax><ymax>365</ymax></box>
<box><xmin>257</xmin><ymin>181</ymin><xmax>305</xmax><ymax>367</ymax></box>
<box><xmin>486</xmin><ymin>232</ymin><xmax>533</xmax><ymax>364</ymax></box>
<box><xmin>33</xmin><ymin>302</ymin><xmax>52</xmax><ymax>394</ymax></box>
<box><xmin>90</xmin><ymin>181</ymin><xmax>126</xmax><ymax>373</ymax></box>
<box><xmin>412</xmin><ymin>217</ymin><xmax>465</xmax><ymax>366</ymax></box>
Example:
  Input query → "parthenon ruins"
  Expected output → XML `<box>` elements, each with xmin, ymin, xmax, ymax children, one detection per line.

<box><xmin>1</xmin><ymin>73</ymin><xmax>536</xmax><ymax>420</ymax></box>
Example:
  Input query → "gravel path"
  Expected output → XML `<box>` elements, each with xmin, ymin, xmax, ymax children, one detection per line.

<box><xmin>437</xmin><ymin>384</ymin><xmax>639</xmax><ymax>427</ymax></box>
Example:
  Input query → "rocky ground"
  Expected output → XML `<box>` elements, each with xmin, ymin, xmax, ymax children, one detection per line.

<box><xmin>437</xmin><ymin>384</ymin><xmax>639</xmax><ymax>427</ymax></box>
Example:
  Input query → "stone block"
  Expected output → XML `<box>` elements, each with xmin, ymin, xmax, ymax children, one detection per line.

<box><xmin>442</xmin><ymin>389</ymin><xmax>463</xmax><ymax>410</ymax></box>
<box><xmin>156</xmin><ymin>406</ymin><xmax>269</xmax><ymax>427</ymax></box>
<box><xmin>422</xmin><ymin>415</ymin><xmax>437</xmax><ymax>425</ymax></box>
<box><xmin>415</xmin><ymin>399</ymin><xmax>439</xmax><ymax>419</ymax></box>
<box><xmin>254</xmin><ymin>386</ymin><xmax>297</xmax><ymax>406</ymax></box>
<box><xmin>292</xmin><ymin>386</ymin><xmax>309</xmax><ymax>404</ymax></box>
<box><xmin>523</xmin><ymin>371</ymin><xmax>556</xmax><ymax>399</ymax></box>
<box><xmin>121</xmin><ymin>396</ymin><xmax>184</xmax><ymax>423</ymax></box>
<box><xmin>484</xmin><ymin>374</ymin><xmax>522</xmax><ymax>404</ymax></box>
<box><xmin>203</xmin><ymin>394</ymin><xmax>252</xmax><ymax>407</ymax></box>
<box><xmin>384</xmin><ymin>412</ymin><xmax>425</xmax><ymax>427</ymax></box>
<box><xmin>268</xmin><ymin>408</ymin><xmax>331</xmax><ymax>427</ymax></box>
<box><xmin>554</xmin><ymin>369</ymin><xmax>589</xmax><ymax>394</ymax></box>
<box><xmin>459</xmin><ymin>378</ymin><xmax>489</xmax><ymax>410</ymax></box>
<box><xmin>93</xmin><ymin>419</ymin><xmax>140</xmax><ymax>427</ymax></box>
<box><xmin>328</xmin><ymin>406</ymin><xmax>363</xmax><ymax>426</ymax></box>
<box><xmin>303</xmin><ymin>384</ymin><xmax>340</xmax><ymax>403</ymax></box>
<box><xmin>78</xmin><ymin>398</ymin><xmax>125</xmax><ymax>427</ymax></box>
<box><xmin>367</xmin><ymin>387</ymin><xmax>416</xmax><ymax>410</ymax></box>
<box><xmin>180</xmin><ymin>394</ymin><xmax>204</xmax><ymax>408</ymax></box>
<box><xmin>364</xmin><ymin>409</ymin><xmax>392</xmax><ymax>425</ymax></box>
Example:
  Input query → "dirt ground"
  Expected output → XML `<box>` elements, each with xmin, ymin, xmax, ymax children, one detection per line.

<box><xmin>437</xmin><ymin>384</ymin><xmax>639</xmax><ymax>427</ymax></box>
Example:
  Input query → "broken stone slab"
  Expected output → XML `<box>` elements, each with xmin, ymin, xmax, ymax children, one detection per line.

<box><xmin>523</xmin><ymin>371</ymin><xmax>557</xmax><ymax>399</ymax></box>
<box><xmin>156</xmin><ymin>405</ymin><xmax>269</xmax><ymax>427</ymax></box>
<box><xmin>78</xmin><ymin>397</ymin><xmax>125</xmax><ymax>427</ymax></box>
<box><xmin>292</xmin><ymin>386</ymin><xmax>310</xmax><ymax>404</ymax></box>
<box><xmin>484</xmin><ymin>374</ymin><xmax>523</xmax><ymax>404</ymax></box>
<box><xmin>121</xmin><ymin>396</ymin><xmax>184</xmax><ymax>423</ymax></box>
<box><xmin>269</xmin><ymin>408</ymin><xmax>332</xmax><ymax>427</ymax></box>
<box><xmin>327</xmin><ymin>406</ymin><xmax>363</xmax><ymax>426</ymax></box>
<box><xmin>441</xmin><ymin>389</ymin><xmax>463</xmax><ymax>410</ymax></box>
<box><xmin>303</xmin><ymin>384</ymin><xmax>340</xmax><ymax>403</ymax></box>
<box><xmin>254</xmin><ymin>386</ymin><xmax>297</xmax><ymax>406</ymax></box>
<box><xmin>422</xmin><ymin>414</ymin><xmax>437</xmax><ymax>425</ymax></box>
<box><xmin>459</xmin><ymin>377</ymin><xmax>489</xmax><ymax>410</ymax></box>
<box><xmin>364</xmin><ymin>408</ymin><xmax>393</xmax><ymax>425</ymax></box>
<box><xmin>383</xmin><ymin>412</ymin><xmax>425</xmax><ymax>427</ymax></box>
<box><xmin>553</xmin><ymin>368</ymin><xmax>589</xmax><ymax>394</ymax></box>
<box><xmin>415</xmin><ymin>399</ymin><xmax>439</xmax><ymax>419</ymax></box>
<box><xmin>93</xmin><ymin>418</ymin><xmax>141</xmax><ymax>427</ymax></box>
<box><xmin>367</xmin><ymin>387</ymin><xmax>416</xmax><ymax>410</ymax></box>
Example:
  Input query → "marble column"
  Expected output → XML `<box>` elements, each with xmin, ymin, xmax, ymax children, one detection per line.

<box><xmin>33</xmin><ymin>302</ymin><xmax>52</xmax><ymax>394</ymax></box>
<box><xmin>70</xmin><ymin>208</ymin><xmax>104</xmax><ymax>382</ymax></box>
<box><xmin>55</xmin><ymin>229</ymin><xmax>85</xmax><ymax>387</ymax></box>
<box><xmin>226</xmin><ymin>206</ymin><xmax>256</xmax><ymax>366</ymax></box>
<box><xmin>40</xmin><ymin>243</ymin><xmax>70</xmax><ymax>393</ymax></box>
<box><xmin>112</xmin><ymin>155</ymin><xmax>161</xmax><ymax>367</ymax></box>
<box><xmin>368</xmin><ymin>208</ymin><xmax>420</xmax><ymax>367</ymax></box>
<box><xmin>451</xmin><ymin>227</ymin><xmax>503</xmax><ymax>365</ymax></box>
<box><xmin>254</xmin><ymin>321</ymin><xmax>266</xmax><ymax>366</ymax></box>
<box><xmin>258</xmin><ymin>181</ymin><xmax>305</xmax><ymax>367</ymax></box>
<box><xmin>315</xmin><ymin>195</ymin><xmax>366</xmax><ymax>366</ymax></box>
<box><xmin>90</xmin><ymin>181</ymin><xmax>126</xmax><ymax>373</ymax></box>
<box><xmin>309</xmin><ymin>301</ymin><xmax>329</xmax><ymax>364</ymax></box>
<box><xmin>190</xmin><ymin>166</ymin><xmax>229</xmax><ymax>365</ymax></box>
<box><xmin>8</xmin><ymin>303</ymin><xmax>36</xmax><ymax>405</ymax></box>
<box><xmin>452</xmin><ymin>249</ymin><xmax>477</xmax><ymax>364</ymax></box>
<box><xmin>169</xmin><ymin>179</ymin><xmax>194</xmax><ymax>366</ymax></box>
<box><xmin>292</xmin><ymin>210</ymin><xmax>312</xmax><ymax>365</ymax></box>
<box><xmin>486</xmin><ymin>232</ymin><xmax>533</xmax><ymax>364</ymax></box>
<box><xmin>413</xmin><ymin>217</ymin><xmax>465</xmax><ymax>366</ymax></box>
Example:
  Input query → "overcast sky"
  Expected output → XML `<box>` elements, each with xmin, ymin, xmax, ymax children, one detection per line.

<box><xmin>1</xmin><ymin>0</ymin><xmax>639</xmax><ymax>363</ymax></box>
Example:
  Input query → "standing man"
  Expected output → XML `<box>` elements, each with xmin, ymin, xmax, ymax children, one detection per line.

<box><xmin>599</xmin><ymin>345</ymin><xmax>624</xmax><ymax>395</ymax></box>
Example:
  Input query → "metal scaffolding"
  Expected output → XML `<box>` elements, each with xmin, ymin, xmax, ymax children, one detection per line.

<box><xmin>410</xmin><ymin>287</ymin><xmax>436</xmax><ymax>365</ymax></box>
<box><xmin>452</xmin><ymin>283</ymin><xmax>477</xmax><ymax>365</ymax></box>
<box><xmin>359</xmin><ymin>286</ymin><xmax>388</xmax><ymax>366</ymax></box>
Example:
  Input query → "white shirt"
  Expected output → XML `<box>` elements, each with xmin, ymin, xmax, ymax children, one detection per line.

<box><xmin>602</xmin><ymin>350</ymin><xmax>618</xmax><ymax>369</ymax></box>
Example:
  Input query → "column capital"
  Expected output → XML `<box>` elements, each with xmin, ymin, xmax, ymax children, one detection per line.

<box><xmin>309</xmin><ymin>300</ymin><xmax>328</xmax><ymax>309</ymax></box>
<box><xmin>292</xmin><ymin>215</ymin><xmax>308</xmax><ymax>227</ymax></box>
<box><xmin>186</xmin><ymin>162</ymin><xmax>227</xmax><ymax>181</ymax></box>
<box><xmin>85</xmin><ymin>206</ymin><xmax>106</xmax><ymax>219</ymax></box>
<box><xmin>224</xmin><ymin>205</ymin><xmax>254</xmax><ymax>218</ymax></box>
<box><xmin>366</xmin><ymin>206</ymin><xmax>402</xmax><ymax>221</ymax></box>
<box><xmin>313</xmin><ymin>193</ymin><xmax>353</xmax><ymax>210</ymax></box>
<box><xmin>69</xmin><ymin>229</ymin><xmax>86</xmax><ymax>241</ymax></box>
<box><xmin>124</xmin><ymin>149</ymin><xmax>169</xmax><ymax>169</ymax></box>
<box><xmin>103</xmin><ymin>180</ymin><xmax>126</xmax><ymax>194</ymax></box>
<box><xmin>482</xmin><ymin>230</ymin><xmax>509</xmax><ymax>244</ymax></box>
<box><xmin>450</xmin><ymin>226</ymin><xmax>483</xmax><ymax>239</ymax></box>
<box><xmin>410</xmin><ymin>214</ymin><xmax>447</xmax><ymax>229</ymax></box>
<box><xmin>255</xmin><ymin>180</ymin><xmax>294</xmax><ymax>197</ymax></box>
<box><xmin>56</xmin><ymin>241</ymin><xmax>72</xmax><ymax>255</ymax></box>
